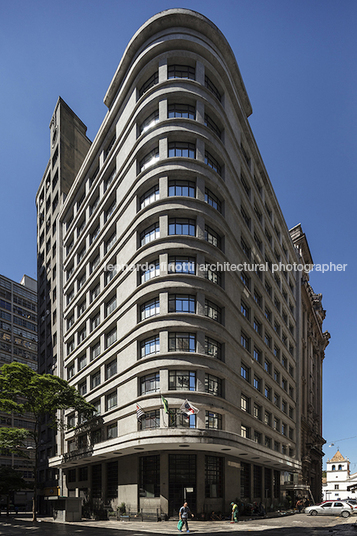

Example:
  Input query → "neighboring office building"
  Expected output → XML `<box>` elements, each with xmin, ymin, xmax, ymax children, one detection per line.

<box><xmin>0</xmin><ymin>274</ymin><xmax>37</xmax><ymax>509</ymax></box>
<box><xmin>290</xmin><ymin>225</ymin><xmax>330</xmax><ymax>504</ymax></box>
<box><xmin>36</xmin><ymin>9</ymin><xmax>328</xmax><ymax>515</ymax></box>
<box><xmin>35</xmin><ymin>98</ymin><xmax>91</xmax><ymax>512</ymax></box>
<box><xmin>323</xmin><ymin>450</ymin><xmax>357</xmax><ymax>501</ymax></box>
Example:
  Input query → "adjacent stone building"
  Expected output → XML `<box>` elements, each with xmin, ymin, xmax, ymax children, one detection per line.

<box><xmin>290</xmin><ymin>225</ymin><xmax>330</xmax><ymax>503</ymax></box>
<box><xmin>35</xmin><ymin>9</ymin><xmax>329</xmax><ymax>515</ymax></box>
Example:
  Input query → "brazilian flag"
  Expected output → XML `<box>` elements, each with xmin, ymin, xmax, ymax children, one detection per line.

<box><xmin>161</xmin><ymin>395</ymin><xmax>169</xmax><ymax>414</ymax></box>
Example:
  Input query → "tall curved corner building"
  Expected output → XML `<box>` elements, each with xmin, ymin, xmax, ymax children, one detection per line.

<box><xmin>36</xmin><ymin>8</ymin><xmax>328</xmax><ymax>516</ymax></box>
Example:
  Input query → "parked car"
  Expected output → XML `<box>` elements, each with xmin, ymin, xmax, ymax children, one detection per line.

<box><xmin>305</xmin><ymin>501</ymin><xmax>353</xmax><ymax>517</ymax></box>
<box><xmin>345</xmin><ymin>500</ymin><xmax>357</xmax><ymax>514</ymax></box>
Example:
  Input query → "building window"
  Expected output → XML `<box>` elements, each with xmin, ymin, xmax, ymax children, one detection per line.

<box><xmin>107</xmin><ymin>422</ymin><xmax>118</xmax><ymax>439</ymax></box>
<box><xmin>139</xmin><ymin>147</ymin><xmax>159</xmax><ymax>172</ymax></box>
<box><xmin>169</xmin><ymin>409</ymin><xmax>195</xmax><ymax>429</ymax></box>
<box><xmin>78</xmin><ymin>354</ymin><xmax>87</xmax><ymax>371</ymax></box>
<box><xmin>168</xmin><ymin>64</ymin><xmax>195</xmax><ymax>80</ymax></box>
<box><xmin>67</xmin><ymin>364</ymin><xmax>75</xmax><ymax>379</ymax></box>
<box><xmin>205</xmin><ymin>411</ymin><xmax>222</xmax><ymax>430</ymax></box>
<box><xmin>140</xmin><ymin>336</ymin><xmax>160</xmax><ymax>358</ymax></box>
<box><xmin>169</xmin><ymin>371</ymin><xmax>195</xmax><ymax>391</ymax></box>
<box><xmin>140</xmin><ymin>184</ymin><xmax>159</xmax><ymax>209</ymax></box>
<box><xmin>106</xmin><ymin>296</ymin><xmax>117</xmax><ymax>316</ymax></box>
<box><xmin>205</xmin><ymin>75</ymin><xmax>222</xmax><ymax>101</ymax></box>
<box><xmin>265</xmin><ymin>411</ymin><xmax>272</xmax><ymax>426</ymax></box>
<box><xmin>253</xmin><ymin>404</ymin><xmax>262</xmax><ymax>420</ymax></box>
<box><xmin>204</xmin><ymin>114</ymin><xmax>221</xmax><ymax>138</ymax></box>
<box><xmin>205</xmin><ymin>456</ymin><xmax>223</xmax><ymax>498</ymax></box>
<box><xmin>105</xmin><ymin>232</ymin><xmax>117</xmax><ymax>253</ymax></box>
<box><xmin>205</xmin><ymin>299</ymin><xmax>222</xmax><ymax>323</ymax></box>
<box><xmin>141</xmin><ymin>298</ymin><xmax>160</xmax><ymax>320</ymax></box>
<box><xmin>168</xmin><ymin>179</ymin><xmax>195</xmax><ymax>197</ymax></box>
<box><xmin>205</xmin><ymin>336</ymin><xmax>222</xmax><ymax>360</ymax></box>
<box><xmin>91</xmin><ymin>314</ymin><xmax>100</xmax><ymax>331</ymax></box>
<box><xmin>168</xmin><ymin>141</ymin><xmax>195</xmax><ymax>159</ymax></box>
<box><xmin>90</xmin><ymin>285</ymin><xmax>100</xmax><ymax>303</ymax></box>
<box><xmin>139</xmin><ymin>110</ymin><xmax>159</xmax><ymax>135</ymax></box>
<box><xmin>105</xmin><ymin>200</ymin><xmax>116</xmax><ymax>221</ymax></box>
<box><xmin>169</xmin><ymin>294</ymin><xmax>195</xmax><ymax>313</ymax></box>
<box><xmin>205</xmin><ymin>374</ymin><xmax>222</xmax><ymax>397</ymax></box>
<box><xmin>78</xmin><ymin>381</ymin><xmax>87</xmax><ymax>396</ymax></box>
<box><xmin>91</xmin><ymin>371</ymin><xmax>101</xmax><ymax>389</ymax></box>
<box><xmin>168</xmin><ymin>103</ymin><xmax>195</xmax><ymax>119</ymax></box>
<box><xmin>105</xmin><ymin>329</ymin><xmax>117</xmax><ymax>348</ymax></box>
<box><xmin>205</xmin><ymin>151</ymin><xmax>221</xmax><ymax>175</ymax></box>
<box><xmin>168</xmin><ymin>332</ymin><xmax>195</xmax><ymax>352</ymax></box>
<box><xmin>141</xmin><ymin>260</ymin><xmax>160</xmax><ymax>283</ymax></box>
<box><xmin>205</xmin><ymin>267</ymin><xmax>222</xmax><ymax>286</ymax></box>
<box><xmin>241</xmin><ymin>364</ymin><xmax>250</xmax><ymax>382</ymax></box>
<box><xmin>241</xmin><ymin>425</ymin><xmax>250</xmax><ymax>438</ymax></box>
<box><xmin>140</xmin><ymin>455</ymin><xmax>160</xmax><ymax>497</ymax></box>
<box><xmin>205</xmin><ymin>224</ymin><xmax>222</xmax><ymax>249</ymax></box>
<box><xmin>168</xmin><ymin>256</ymin><xmax>195</xmax><ymax>274</ymax></box>
<box><xmin>253</xmin><ymin>375</ymin><xmax>261</xmax><ymax>392</ymax></box>
<box><xmin>139</xmin><ymin>409</ymin><xmax>160</xmax><ymax>430</ymax></box>
<box><xmin>205</xmin><ymin>188</ymin><xmax>222</xmax><ymax>212</ymax></box>
<box><xmin>254</xmin><ymin>318</ymin><xmax>262</xmax><ymax>335</ymax></box>
<box><xmin>253</xmin><ymin>347</ymin><xmax>262</xmax><ymax>363</ymax></box>
<box><xmin>90</xmin><ymin>225</ymin><xmax>100</xmax><ymax>244</ymax></box>
<box><xmin>169</xmin><ymin>218</ymin><xmax>195</xmax><ymax>236</ymax></box>
<box><xmin>139</xmin><ymin>72</ymin><xmax>158</xmax><ymax>97</ymax></box>
<box><xmin>105</xmin><ymin>360</ymin><xmax>117</xmax><ymax>380</ymax></box>
<box><xmin>241</xmin><ymin>331</ymin><xmax>250</xmax><ymax>351</ymax></box>
<box><xmin>106</xmin><ymin>391</ymin><xmax>117</xmax><ymax>410</ymax></box>
<box><xmin>265</xmin><ymin>386</ymin><xmax>271</xmax><ymax>400</ymax></box>
<box><xmin>140</xmin><ymin>372</ymin><xmax>160</xmax><ymax>395</ymax></box>
<box><xmin>91</xmin><ymin>342</ymin><xmax>101</xmax><ymax>361</ymax></box>
<box><xmin>254</xmin><ymin>431</ymin><xmax>262</xmax><ymax>444</ymax></box>
<box><xmin>241</xmin><ymin>394</ymin><xmax>250</xmax><ymax>413</ymax></box>
<box><xmin>140</xmin><ymin>223</ymin><xmax>160</xmax><ymax>246</ymax></box>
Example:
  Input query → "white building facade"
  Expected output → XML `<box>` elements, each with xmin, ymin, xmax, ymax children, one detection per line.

<box><xmin>323</xmin><ymin>451</ymin><xmax>357</xmax><ymax>501</ymax></box>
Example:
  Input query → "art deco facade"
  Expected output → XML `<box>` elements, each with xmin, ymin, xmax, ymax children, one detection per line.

<box><xmin>36</xmin><ymin>9</ymin><xmax>328</xmax><ymax>515</ymax></box>
<box><xmin>0</xmin><ymin>273</ymin><xmax>37</xmax><ymax>508</ymax></box>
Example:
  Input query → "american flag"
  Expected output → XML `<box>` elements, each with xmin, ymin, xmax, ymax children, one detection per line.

<box><xmin>136</xmin><ymin>404</ymin><xmax>145</xmax><ymax>421</ymax></box>
<box><xmin>180</xmin><ymin>399</ymin><xmax>199</xmax><ymax>415</ymax></box>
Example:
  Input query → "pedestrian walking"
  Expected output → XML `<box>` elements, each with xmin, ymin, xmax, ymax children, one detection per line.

<box><xmin>179</xmin><ymin>501</ymin><xmax>194</xmax><ymax>532</ymax></box>
<box><xmin>230</xmin><ymin>501</ymin><xmax>239</xmax><ymax>522</ymax></box>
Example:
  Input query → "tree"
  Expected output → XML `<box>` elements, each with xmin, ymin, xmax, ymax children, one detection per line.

<box><xmin>0</xmin><ymin>466</ymin><xmax>28</xmax><ymax>516</ymax></box>
<box><xmin>0</xmin><ymin>362</ymin><xmax>95</xmax><ymax>522</ymax></box>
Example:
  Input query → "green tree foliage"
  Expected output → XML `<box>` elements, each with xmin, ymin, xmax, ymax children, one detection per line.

<box><xmin>0</xmin><ymin>362</ymin><xmax>95</xmax><ymax>521</ymax></box>
<box><xmin>0</xmin><ymin>427</ymin><xmax>30</xmax><ymax>455</ymax></box>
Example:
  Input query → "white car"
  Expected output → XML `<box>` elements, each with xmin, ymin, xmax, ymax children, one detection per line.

<box><xmin>305</xmin><ymin>501</ymin><xmax>353</xmax><ymax>518</ymax></box>
<box><xmin>345</xmin><ymin>500</ymin><xmax>357</xmax><ymax>514</ymax></box>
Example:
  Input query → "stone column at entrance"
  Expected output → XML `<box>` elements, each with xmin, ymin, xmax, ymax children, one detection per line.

<box><xmin>160</xmin><ymin>452</ymin><xmax>169</xmax><ymax>516</ymax></box>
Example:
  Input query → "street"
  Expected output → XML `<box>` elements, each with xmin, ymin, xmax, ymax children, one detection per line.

<box><xmin>1</xmin><ymin>514</ymin><xmax>357</xmax><ymax>536</ymax></box>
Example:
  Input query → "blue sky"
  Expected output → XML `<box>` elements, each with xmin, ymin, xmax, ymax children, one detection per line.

<box><xmin>0</xmin><ymin>0</ymin><xmax>356</xmax><ymax>470</ymax></box>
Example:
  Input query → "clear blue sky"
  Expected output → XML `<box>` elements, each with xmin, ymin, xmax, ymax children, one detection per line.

<box><xmin>0</xmin><ymin>0</ymin><xmax>356</xmax><ymax>470</ymax></box>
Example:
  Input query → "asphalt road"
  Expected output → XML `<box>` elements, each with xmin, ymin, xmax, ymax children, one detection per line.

<box><xmin>1</xmin><ymin>514</ymin><xmax>357</xmax><ymax>536</ymax></box>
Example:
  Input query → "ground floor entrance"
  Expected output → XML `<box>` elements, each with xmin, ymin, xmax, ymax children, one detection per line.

<box><xmin>169</xmin><ymin>454</ymin><xmax>196</xmax><ymax>516</ymax></box>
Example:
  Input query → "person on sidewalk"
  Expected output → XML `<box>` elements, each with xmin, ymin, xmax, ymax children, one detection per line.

<box><xmin>179</xmin><ymin>501</ymin><xmax>194</xmax><ymax>532</ymax></box>
<box><xmin>231</xmin><ymin>501</ymin><xmax>239</xmax><ymax>523</ymax></box>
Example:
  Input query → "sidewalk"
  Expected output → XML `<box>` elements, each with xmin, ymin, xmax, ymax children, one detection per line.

<box><xmin>12</xmin><ymin>512</ymin><xmax>296</xmax><ymax>533</ymax></box>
